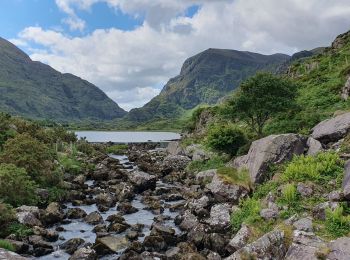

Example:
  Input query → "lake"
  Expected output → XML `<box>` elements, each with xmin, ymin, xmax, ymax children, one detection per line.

<box><xmin>75</xmin><ymin>131</ymin><xmax>181</xmax><ymax>143</ymax></box>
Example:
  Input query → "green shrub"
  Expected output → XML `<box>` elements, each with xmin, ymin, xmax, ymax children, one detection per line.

<box><xmin>253</xmin><ymin>181</ymin><xmax>279</xmax><ymax>200</ymax></box>
<box><xmin>106</xmin><ymin>144</ymin><xmax>128</xmax><ymax>154</ymax></box>
<box><xmin>325</xmin><ymin>206</ymin><xmax>350</xmax><ymax>238</ymax></box>
<box><xmin>58</xmin><ymin>153</ymin><xmax>82</xmax><ymax>175</ymax></box>
<box><xmin>217</xmin><ymin>167</ymin><xmax>251</xmax><ymax>190</ymax></box>
<box><xmin>282</xmin><ymin>184</ymin><xmax>298</xmax><ymax>205</ymax></box>
<box><xmin>5</xmin><ymin>223</ymin><xmax>33</xmax><ymax>239</ymax></box>
<box><xmin>0</xmin><ymin>240</ymin><xmax>15</xmax><ymax>252</ymax></box>
<box><xmin>0</xmin><ymin>203</ymin><xmax>15</xmax><ymax>228</ymax></box>
<box><xmin>187</xmin><ymin>156</ymin><xmax>226</xmax><ymax>173</ymax></box>
<box><xmin>76</xmin><ymin>139</ymin><xmax>95</xmax><ymax>155</ymax></box>
<box><xmin>0</xmin><ymin>133</ymin><xmax>55</xmax><ymax>183</ymax></box>
<box><xmin>206</xmin><ymin>124</ymin><xmax>247</xmax><ymax>155</ymax></box>
<box><xmin>231</xmin><ymin>198</ymin><xmax>262</xmax><ymax>233</ymax></box>
<box><xmin>282</xmin><ymin>152</ymin><xmax>343</xmax><ymax>184</ymax></box>
<box><xmin>0</xmin><ymin>164</ymin><xmax>38</xmax><ymax>206</ymax></box>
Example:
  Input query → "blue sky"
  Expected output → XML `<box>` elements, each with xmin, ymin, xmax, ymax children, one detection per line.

<box><xmin>1</xmin><ymin>0</ymin><xmax>350</xmax><ymax>110</ymax></box>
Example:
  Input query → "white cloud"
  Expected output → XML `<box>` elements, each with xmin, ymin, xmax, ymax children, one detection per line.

<box><xmin>13</xmin><ymin>0</ymin><xmax>350</xmax><ymax>110</ymax></box>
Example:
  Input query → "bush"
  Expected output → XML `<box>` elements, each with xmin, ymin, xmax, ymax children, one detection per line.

<box><xmin>325</xmin><ymin>206</ymin><xmax>350</xmax><ymax>238</ymax></box>
<box><xmin>76</xmin><ymin>139</ymin><xmax>95</xmax><ymax>155</ymax></box>
<box><xmin>281</xmin><ymin>184</ymin><xmax>298</xmax><ymax>205</ymax></box>
<box><xmin>217</xmin><ymin>167</ymin><xmax>252</xmax><ymax>190</ymax></box>
<box><xmin>206</xmin><ymin>124</ymin><xmax>247</xmax><ymax>155</ymax></box>
<box><xmin>0</xmin><ymin>203</ymin><xmax>15</xmax><ymax>229</ymax></box>
<box><xmin>58</xmin><ymin>153</ymin><xmax>82</xmax><ymax>175</ymax></box>
<box><xmin>0</xmin><ymin>133</ymin><xmax>55</xmax><ymax>182</ymax></box>
<box><xmin>231</xmin><ymin>198</ymin><xmax>261</xmax><ymax>233</ymax></box>
<box><xmin>0</xmin><ymin>240</ymin><xmax>15</xmax><ymax>251</ymax></box>
<box><xmin>282</xmin><ymin>152</ymin><xmax>343</xmax><ymax>184</ymax></box>
<box><xmin>0</xmin><ymin>164</ymin><xmax>38</xmax><ymax>206</ymax></box>
<box><xmin>106</xmin><ymin>144</ymin><xmax>128</xmax><ymax>155</ymax></box>
<box><xmin>5</xmin><ymin>223</ymin><xmax>33</xmax><ymax>239</ymax></box>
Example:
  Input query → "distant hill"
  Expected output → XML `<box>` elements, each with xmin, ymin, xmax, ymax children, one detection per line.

<box><xmin>0</xmin><ymin>37</ymin><xmax>126</xmax><ymax>121</ymax></box>
<box><xmin>125</xmin><ymin>48</ymin><xmax>290</xmax><ymax>125</ymax></box>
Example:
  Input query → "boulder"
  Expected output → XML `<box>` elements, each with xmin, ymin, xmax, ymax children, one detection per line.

<box><xmin>226</xmin><ymin>225</ymin><xmax>252</xmax><ymax>253</ymax></box>
<box><xmin>260</xmin><ymin>207</ymin><xmax>279</xmax><ymax>220</ymax></box>
<box><xmin>117</xmin><ymin>202</ymin><xmax>138</xmax><ymax>214</ymax></box>
<box><xmin>67</xmin><ymin>208</ymin><xmax>87</xmax><ymax>219</ymax></box>
<box><xmin>61</xmin><ymin>238</ymin><xmax>85</xmax><ymax>254</ymax></box>
<box><xmin>328</xmin><ymin>237</ymin><xmax>350</xmax><ymax>260</ymax></box>
<box><xmin>312</xmin><ymin>202</ymin><xmax>339</xmax><ymax>220</ymax></box>
<box><xmin>0</xmin><ymin>249</ymin><xmax>29</xmax><ymax>260</ymax></box>
<box><xmin>226</xmin><ymin>230</ymin><xmax>287</xmax><ymax>260</ymax></box>
<box><xmin>185</xmin><ymin>144</ymin><xmax>212</xmax><ymax>161</ymax></box>
<box><xmin>342</xmin><ymin>160</ymin><xmax>350</xmax><ymax>200</ymax></box>
<box><xmin>16</xmin><ymin>211</ymin><xmax>42</xmax><ymax>227</ymax></box>
<box><xmin>93</xmin><ymin>236</ymin><xmax>129</xmax><ymax>255</ymax></box>
<box><xmin>206</xmin><ymin>174</ymin><xmax>248</xmax><ymax>203</ymax></box>
<box><xmin>179</xmin><ymin>210</ymin><xmax>199</xmax><ymax>231</ymax></box>
<box><xmin>285</xmin><ymin>230</ymin><xmax>326</xmax><ymax>260</ymax></box>
<box><xmin>208</xmin><ymin>203</ymin><xmax>231</xmax><ymax>232</ymax></box>
<box><xmin>232</xmin><ymin>134</ymin><xmax>306</xmax><ymax>183</ymax></box>
<box><xmin>306</xmin><ymin>137</ymin><xmax>323</xmax><ymax>156</ymax></box>
<box><xmin>73</xmin><ymin>174</ymin><xmax>86</xmax><ymax>186</ymax></box>
<box><xmin>167</xmin><ymin>141</ymin><xmax>184</xmax><ymax>156</ymax></box>
<box><xmin>84</xmin><ymin>211</ymin><xmax>103</xmax><ymax>225</ymax></box>
<box><xmin>161</xmin><ymin>155</ymin><xmax>191</xmax><ymax>173</ymax></box>
<box><xmin>4</xmin><ymin>240</ymin><xmax>29</xmax><ymax>254</ymax></box>
<box><xmin>69</xmin><ymin>247</ymin><xmax>97</xmax><ymax>260</ymax></box>
<box><xmin>143</xmin><ymin>235</ymin><xmax>167</xmax><ymax>252</ymax></box>
<box><xmin>41</xmin><ymin>202</ymin><xmax>64</xmax><ymax>225</ymax></box>
<box><xmin>293</xmin><ymin>218</ymin><xmax>313</xmax><ymax>232</ymax></box>
<box><xmin>150</xmin><ymin>224</ymin><xmax>176</xmax><ymax>245</ymax></box>
<box><xmin>196</xmin><ymin>169</ymin><xmax>217</xmax><ymax>185</ymax></box>
<box><xmin>297</xmin><ymin>183</ymin><xmax>314</xmax><ymax>197</ymax></box>
<box><xmin>96</xmin><ymin>193</ymin><xmax>115</xmax><ymax>208</ymax></box>
<box><xmin>341</xmin><ymin>76</ymin><xmax>350</xmax><ymax>100</ymax></box>
<box><xmin>128</xmin><ymin>170</ymin><xmax>157</xmax><ymax>192</ymax></box>
<box><xmin>311</xmin><ymin>112</ymin><xmax>350</xmax><ymax>143</ymax></box>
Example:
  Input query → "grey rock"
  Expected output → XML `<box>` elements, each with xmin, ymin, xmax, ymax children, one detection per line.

<box><xmin>293</xmin><ymin>218</ymin><xmax>313</xmax><ymax>232</ymax></box>
<box><xmin>179</xmin><ymin>210</ymin><xmax>198</xmax><ymax>231</ymax></box>
<box><xmin>328</xmin><ymin>190</ymin><xmax>344</xmax><ymax>202</ymax></box>
<box><xmin>61</xmin><ymin>238</ymin><xmax>85</xmax><ymax>254</ymax></box>
<box><xmin>285</xmin><ymin>230</ymin><xmax>326</xmax><ymax>260</ymax></box>
<box><xmin>196</xmin><ymin>169</ymin><xmax>217</xmax><ymax>185</ymax></box>
<box><xmin>67</xmin><ymin>208</ymin><xmax>87</xmax><ymax>219</ymax></box>
<box><xmin>226</xmin><ymin>225</ymin><xmax>252</xmax><ymax>253</ymax></box>
<box><xmin>73</xmin><ymin>174</ymin><xmax>86</xmax><ymax>186</ymax></box>
<box><xmin>342</xmin><ymin>160</ymin><xmax>350</xmax><ymax>200</ymax></box>
<box><xmin>69</xmin><ymin>247</ymin><xmax>97</xmax><ymax>260</ymax></box>
<box><xmin>185</xmin><ymin>144</ymin><xmax>212</xmax><ymax>161</ymax></box>
<box><xmin>16</xmin><ymin>211</ymin><xmax>42</xmax><ymax>227</ymax></box>
<box><xmin>260</xmin><ymin>208</ymin><xmax>279</xmax><ymax>220</ymax></box>
<box><xmin>96</xmin><ymin>193</ymin><xmax>115</xmax><ymax>208</ymax></box>
<box><xmin>232</xmin><ymin>134</ymin><xmax>306</xmax><ymax>183</ymax></box>
<box><xmin>206</xmin><ymin>173</ymin><xmax>248</xmax><ymax>203</ymax></box>
<box><xmin>226</xmin><ymin>230</ymin><xmax>287</xmax><ymax>260</ymax></box>
<box><xmin>0</xmin><ymin>248</ymin><xmax>29</xmax><ymax>259</ymax></box>
<box><xmin>162</xmin><ymin>155</ymin><xmax>191</xmax><ymax>173</ymax></box>
<box><xmin>312</xmin><ymin>202</ymin><xmax>339</xmax><ymax>220</ymax></box>
<box><xmin>311</xmin><ymin>112</ymin><xmax>350</xmax><ymax>143</ymax></box>
<box><xmin>128</xmin><ymin>170</ymin><xmax>157</xmax><ymax>192</ymax></box>
<box><xmin>93</xmin><ymin>236</ymin><xmax>129</xmax><ymax>255</ymax></box>
<box><xmin>307</xmin><ymin>137</ymin><xmax>323</xmax><ymax>156</ymax></box>
<box><xmin>166</xmin><ymin>141</ymin><xmax>184</xmax><ymax>156</ymax></box>
<box><xmin>297</xmin><ymin>183</ymin><xmax>314</xmax><ymax>197</ymax></box>
<box><xmin>84</xmin><ymin>211</ymin><xmax>103</xmax><ymax>225</ymax></box>
<box><xmin>341</xmin><ymin>76</ymin><xmax>350</xmax><ymax>100</ymax></box>
<box><xmin>328</xmin><ymin>237</ymin><xmax>350</xmax><ymax>260</ymax></box>
<box><xmin>143</xmin><ymin>235</ymin><xmax>167</xmax><ymax>252</ymax></box>
<box><xmin>209</xmin><ymin>203</ymin><xmax>231</xmax><ymax>232</ymax></box>
<box><xmin>41</xmin><ymin>202</ymin><xmax>64</xmax><ymax>225</ymax></box>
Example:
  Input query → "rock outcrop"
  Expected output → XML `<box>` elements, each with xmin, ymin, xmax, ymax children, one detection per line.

<box><xmin>232</xmin><ymin>134</ymin><xmax>306</xmax><ymax>183</ymax></box>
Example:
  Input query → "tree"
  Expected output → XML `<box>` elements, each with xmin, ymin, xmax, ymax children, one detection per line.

<box><xmin>229</xmin><ymin>72</ymin><xmax>298</xmax><ymax>136</ymax></box>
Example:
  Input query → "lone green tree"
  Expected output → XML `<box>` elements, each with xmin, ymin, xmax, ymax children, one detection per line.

<box><xmin>229</xmin><ymin>72</ymin><xmax>297</xmax><ymax>137</ymax></box>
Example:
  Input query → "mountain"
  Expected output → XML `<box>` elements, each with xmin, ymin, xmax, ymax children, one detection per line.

<box><xmin>0</xmin><ymin>37</ymin><xmax>126</xmax><ymax>121</ymax></box>
<box><xmin>125</xmin><ymin>48</ymin><xmax>290</xmax><ymax>125</ymax></box>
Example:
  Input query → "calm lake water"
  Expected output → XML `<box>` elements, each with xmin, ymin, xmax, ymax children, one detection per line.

<box><xmin>75</xmin><ymin>131</ymin><xmax>181</xmax><ymax>143</ymax></box>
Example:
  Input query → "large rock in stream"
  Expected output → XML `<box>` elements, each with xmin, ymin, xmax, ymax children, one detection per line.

<box><xmin>311</xmin><ymin>112</ymin><xmax>350</xmax><ymax>143</ymax></box>
<box><xmin>93</xmin><ymin>236</ymin><xmax>129</xmax><ymax>255</ymax></box>
<box><xmin>231</xmin><ymin>134</ymin><xmax>306</xmax><ymax>183</ymax></box>
<box><xmin>128</xmin><ymin>170</ymin><xmax>157</xmax><ymax>192</ymax></box>
<box><xmin>0</xmin><ymin>249</ymin><xmax>29</xmax><ymax>260</ymax></box>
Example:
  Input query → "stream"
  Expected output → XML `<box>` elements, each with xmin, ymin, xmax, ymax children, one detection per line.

<box><xmin>39</xmin><ymin>154</ymin><xmax>183</xmax><ymax>260</ymax></box>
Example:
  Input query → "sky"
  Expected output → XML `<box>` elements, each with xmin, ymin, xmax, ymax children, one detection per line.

<box><xmin>1</xmin><ymin>0</ymin><xmax>350</xmax><ymax>111</ymax></box>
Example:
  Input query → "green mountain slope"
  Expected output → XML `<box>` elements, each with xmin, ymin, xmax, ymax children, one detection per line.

<box><xmin>0</xmin><ymin>37</ymin><xmax>126</xmax><ymax>121</ymax></box>
<box><xmin>125</xmin><ymin>48</ymin><xmax>290</xmax><ymax>126</ymax></box>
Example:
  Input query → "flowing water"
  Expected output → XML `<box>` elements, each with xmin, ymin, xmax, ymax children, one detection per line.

<box><xmin>39</xmin><ymin>154</ymin><xmax>183</xmax><ymax>260</ymax></box>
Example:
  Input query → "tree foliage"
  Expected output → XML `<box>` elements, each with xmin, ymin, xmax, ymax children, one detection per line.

<box><xmin>228</xmin><ymin>72</ymin><xmax>298</xmax><ymax>136</ymax></box>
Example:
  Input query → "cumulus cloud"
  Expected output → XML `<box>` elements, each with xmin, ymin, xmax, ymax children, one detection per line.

<box><xmin>14</xmin><ymin>0</ymin><xmax>350</xmax><ymax>110</ymax></box>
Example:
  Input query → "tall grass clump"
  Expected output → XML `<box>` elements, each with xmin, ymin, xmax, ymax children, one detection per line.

<box><xmin>231</xmin><ymin>198</ymin><xmax>261</xmax><ymax>233</ymax></box>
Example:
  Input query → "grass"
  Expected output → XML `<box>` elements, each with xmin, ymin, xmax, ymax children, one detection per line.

<box><xmin>106</xmin><ymin>144</ymin><xmax>128</xmax><ymax>155</ymax></box>
<box><xmin>58</xmin><ymin>152</ymin><xmax>82</xmax><ymax>175</ymax></box>
<box><xmin>187</xmin><ymin>156</ymin><xmax>226</xmax><ymax>173</ymax></box>
<box><xmin>231</xmin><ymin>198</ymin><xmax>262</xmax><ymax>233</ymax></box>
<box><xmin>325</xmin><ymin>206</ymin><xmax>350</xmax><ymax>238</ymax></box>
<box><xmin>217</xmin><ymin>167</ymin><xmax>252</xmax><ymax>190</ymax></box>
<box><xmin>0</xmin><ymin>240</ymin><xmax>15</xmax><ymax>252</ymax></box>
